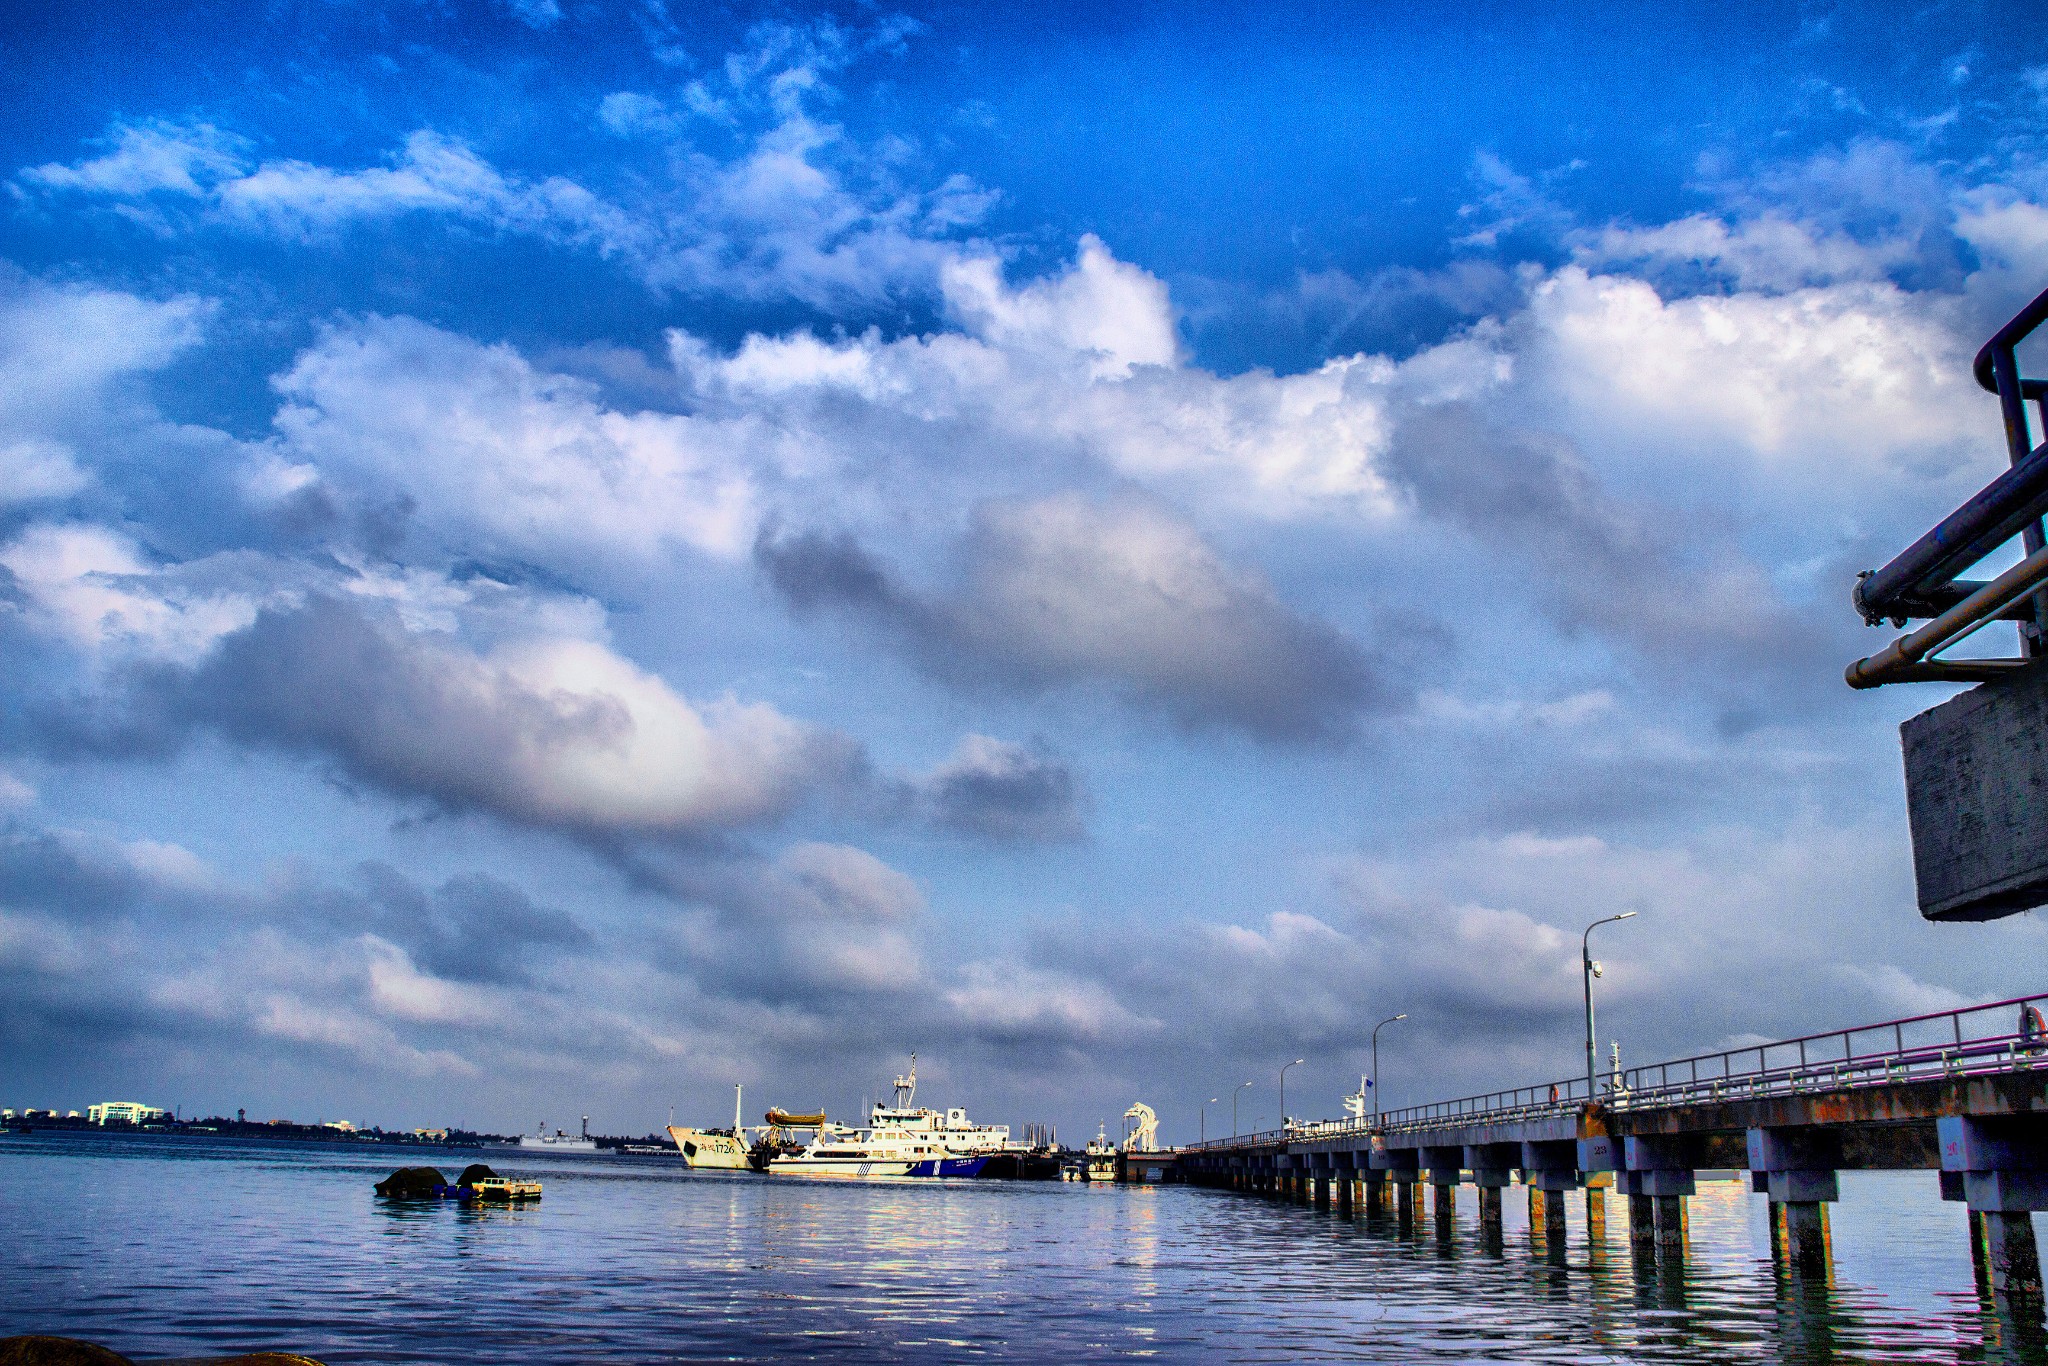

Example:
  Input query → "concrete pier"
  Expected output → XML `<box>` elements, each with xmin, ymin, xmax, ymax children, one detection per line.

<box><xmin>1169</xmin><ymin>997</ymin><xmax>2048</xmax><ymax>1311</ymax></box>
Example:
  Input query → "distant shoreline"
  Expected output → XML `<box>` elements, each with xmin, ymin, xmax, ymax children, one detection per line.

<box><xmin>1</xmin><ymin>1121</ymin><xmax>674</xmax><ymax>1152</ymax></box>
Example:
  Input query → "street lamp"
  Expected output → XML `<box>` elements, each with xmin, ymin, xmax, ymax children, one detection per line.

<box><xmin>1279</xmin><ymin>1058</ymin><xmax>1305</xmax><ymax>1128</ymax></box>
<box><xmin>1584</xmin><ymin>911</ymin><xmax>1638</xmax><ymax>1100</ymax></box>
<box><xmin>1371</xmin><ymin>1014</ymin><xmax>1407</xmax><ymax>1125</ymax></box>
<box><xmin>1232</xmin><ymin>1080</ymin><xmax>1254</xmax><ymax>1136</ymax></box>
<box><xmin>1200</xmin><ymin>1097</ymin><xmax>1218</xmax><ymax>1144</ymax></box>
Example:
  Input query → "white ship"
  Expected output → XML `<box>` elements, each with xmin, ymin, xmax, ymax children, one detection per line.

<box><xmin>769</xmin><ymin>1056</ymin><xmax>1010</xmax><ymax>1179</ymax></box>
<box><xmin>1082</xmin><ymin>1122</ymin><xmax>1116</xmax><ymax>1181</ymax></box>
<box><xmin>518</xmin><ymin>1116</ymin><xmax>599</xmax><ymax>1151</ymax></box>
<box><xmin>668</xmin><ymin>1084</ymin><xmax>754</xmax><ymax>1170</ymax></box>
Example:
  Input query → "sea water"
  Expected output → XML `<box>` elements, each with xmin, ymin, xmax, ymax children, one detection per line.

<box><xmin>0</xmin><ymin>1131</ymin><xmax>2038</xmax><ymax>1362</ymax></box>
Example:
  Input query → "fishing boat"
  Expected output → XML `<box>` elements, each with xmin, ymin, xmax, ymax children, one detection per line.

<box><xmin>668</xmin><ymin>1084</ymin><xmax>754</xmax><ymax>1170</ymax></box>
<box><xmin>768</xmin><ymin>1056</ymin><xmax>1010</xmax><ymax>1180</ymax></box>
<box><xmin>1082</xmin><ymin>1123</ymin><xmax>1117</xmax><ymax>1181</ymax></box>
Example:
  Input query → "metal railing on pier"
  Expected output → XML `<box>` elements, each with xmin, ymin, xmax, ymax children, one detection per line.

<box><xmin>1185</xmin><ymin>992</ymin><xmax>2048</xmax><ymax>1152</ymax></box>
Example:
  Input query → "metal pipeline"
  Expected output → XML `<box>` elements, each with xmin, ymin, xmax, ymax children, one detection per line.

<box><xmin>1854</xmin><ymin>449</ymin><xmax>2048</xmax><ymax>624</ymax></box>
<box><xmin>1856</xmin><ymin>282</ymin><xmax>2048</xmax><ymax>631</ymax></box>
<box><xmin>1846</xmin><ymin>543</ymin><xmax>2048</xmax><ymax>689</ymax></box>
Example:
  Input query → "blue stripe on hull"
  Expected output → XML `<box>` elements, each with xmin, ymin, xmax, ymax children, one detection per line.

<box><xmin>907</xmin><ymin>1156</ymin><xmax>990</xmax><ymax>1177</ymax></box>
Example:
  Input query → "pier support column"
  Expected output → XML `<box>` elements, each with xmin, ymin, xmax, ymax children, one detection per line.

<box><xmin>1371</xmin><ymin>1144</ymin><xmax>1419</xmax><ymax>1229</ymax></box>
<box><xmin>1527</xmin><ymin>1184</ymin><xmax>1547</xmax><ymax>1234</ymax></box>
<box><xmin>1313</xmin><ymin>1173</ymin><xmax>1331</xmax><ymax>1208</ymax></box>
<box><xmin>1773</xmin><ymin>1200</ymin><xmax>1833</xmax><ymax>1281</ymax></box>
<box><xmin>1653</xmin><ymin>1194</ymin><xmax>1687</xmax><ymax>1254</ymax></box>
<box><xmin>1627</xmin><ymin>1189</ymin><xmax>1656</xmax><ymax>1262</ymax></box>
<box><xmin>1587</xmin><ymin>1178</ymin><xmax>1609</xmax><ymax>1240</ymax></box>
<box><xmin>1394</xmin><ymin>1175</ymin><xmax>1419</xmax><ymax>1234</ymax></box>
<box><xmin>1983</xmin><ymin>1212</ymin><xmax>2044</xmax><ymax>1304</ymax></box>
<box><xmin>1464</xmin><ymin>1146</ymin><xmax>1512</xmax><ymax>1253</ymax></box>
<box><xmin>1747</xmin><ymin>1128</ymin><xmax>1841</xmax><ymax>1282</ymax></box>
<box><xmin>1623</xmin><ymin>1136</ymin><xmax>1697</xmax><ymax>1262</ymax></box>
<box><xmin>1419</xmin><ymin>1146</ymin><xmax>1463</xmax><ymax>1240</ymax></box>
<box><xmin>1940</xmin><ymin>1116</ymin><xmax>2048</xmax><ymax>1311</ymax></box>
<box><xmin>1970</xmin><ymin>1209</ymin><xmax>1993</xmax><ymax>1296</ymax></box>
<box><xmin>1363</xmin><ymin>1169</ymin><xmax>1388</xmax><ymax>1215</ymax></box>
<box><xmin>1520</xmin><ymin>1140</ymin><xmax>1582</xmax><ymax>1259</ymax></box>
<box><xmin>1476</xmin><ymin>1186</ymin><xmax>1504</xmax><ymax>1251</ymax></box>
<box><xmin>1335</xmin><ymin>1165</ymin><xmax>1354</xmax><ymax>1215</ymax></box>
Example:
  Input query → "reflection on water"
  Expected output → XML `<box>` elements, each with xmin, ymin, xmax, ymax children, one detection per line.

<box><xmin>2</xmin><ymin>1133</ymin><xmax>2045</xmax><ymax>1362</ymax></box>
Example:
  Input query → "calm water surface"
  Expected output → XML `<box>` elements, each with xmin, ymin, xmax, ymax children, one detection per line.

<box><xmin>1</xmin><ymin>1132</ymin><xmax>2042</xmax><ymax>1363</ymax></box>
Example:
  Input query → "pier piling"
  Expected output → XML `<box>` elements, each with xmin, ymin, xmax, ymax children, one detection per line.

<box><xmin>1628</xmin><ymin>1193</ymin><xmax>1656</xmax><ymax>1260</ymax></box>
<box><xmin>1772</xmin><ymin>1200</ymin><xmax>1833</xmax><ymax>1282</ymax></box>
<box><xmin>1653</xmin><ymin>1195</ymin><xmax>1687</xmax><ymax>1257</ymax></box>
<box><xmin>1477</xmin><ymin>1186</ymin><xmax>1503</xmax><ymax>1244</ymax></box>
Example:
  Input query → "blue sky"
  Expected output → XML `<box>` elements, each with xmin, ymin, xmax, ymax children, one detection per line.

<box><xmin>4</xmin><ymin>0</ymin><xmax>2048</xmax><ymax>1141</ymax></box>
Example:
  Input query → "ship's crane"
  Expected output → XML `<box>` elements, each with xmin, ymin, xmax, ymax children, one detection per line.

<box><xmin>1122</xmin><ymin>1102</ymin><xmax>1158</xmax><ymax>1152</ymax></box>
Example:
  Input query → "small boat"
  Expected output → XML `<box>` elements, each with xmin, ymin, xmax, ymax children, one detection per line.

<box><xmin>462</xmin><ymin>1177</ymin><xmax>542</xmax><ymax>1201</ymax></box>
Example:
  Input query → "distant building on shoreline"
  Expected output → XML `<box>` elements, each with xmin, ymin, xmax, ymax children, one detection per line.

<box><xmin>87</xmin><ymin>1101</ymin><xmax>169</xmax><ymax>1126</ymax></box>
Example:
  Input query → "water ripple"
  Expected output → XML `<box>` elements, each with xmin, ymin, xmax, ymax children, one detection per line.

<box><xmin>2</xmin><ymin>1134</ymin><xmax>2044</xmax><ymax>1362</ymax></box>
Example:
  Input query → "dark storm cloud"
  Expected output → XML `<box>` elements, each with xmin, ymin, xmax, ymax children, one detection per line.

<box><xmin>345</xmin><ymin>863</ymin><xmax>591</xmax><ymax>985</ymax></box>
<box><xmin>758</xmin><ymin>493</ymin><xmax>1399</xmax><ymax>743</ymax></box>
<box><xmin>1383</xmin><ymin>402</ymin><xmax>1845</xmax><ymax>706</ymax></box>
<box><xmin>920</xmin><ymin>735</ymin><xmax>1087</xmax><ymax>843</ymax></box>
<box><xmin>0</xmin><ymin>824</ymin><xmax>187</xmax><ymax>919</ymax></box>
<box><xmin>632</xmin><ymin>839</ymin><xmax>927</xmax><ymax>1009</ymax></box>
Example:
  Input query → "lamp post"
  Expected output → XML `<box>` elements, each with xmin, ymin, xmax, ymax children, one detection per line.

<box><xmin>1370</xmin><ymin>1014</ymin><xmax>1407</xmax><ymax>1125</ymax></box>
<box><xmin>1232</xmin><ymin>1080</ymin><xmax>1254</xmax><ymax>1136</ymax></box>
<box><xmin>1583</xmin><ymin>911</ymin><xmax>1638</xmax><ymax>1100</ymax></box>
<box><xmin>1279</xmin><ymin>1058</ymin><xmax>1305</xmax><ymax>1128</ymax></box>
<box><xmin>1200</xmin><ymin>1097</ymin><xmax>1218</xmax><ymax>1144</ymax></box>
